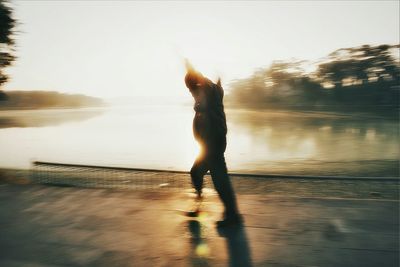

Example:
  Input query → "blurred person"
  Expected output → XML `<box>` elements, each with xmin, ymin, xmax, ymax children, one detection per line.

<box><xmin>184</xmin><ymin>60</ymin><xmax>242</xmax><ymax>227</ymax></box>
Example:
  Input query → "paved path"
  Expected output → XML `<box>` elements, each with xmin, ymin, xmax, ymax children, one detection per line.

<box><xmin>0</xmin><ymin>183</ymin><xmax>398</xmax><ymax>267</ymax></box>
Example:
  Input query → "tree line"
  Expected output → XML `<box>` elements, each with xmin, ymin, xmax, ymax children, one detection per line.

<box><xmin>226</xmin><ymin>44</ymin><xmax>399</xmax><ymax>114</ymax></box>
<box><xmin>0</xmin><ymin>0</ymin><xmax>16</xmax><ymax>100</ymax></box>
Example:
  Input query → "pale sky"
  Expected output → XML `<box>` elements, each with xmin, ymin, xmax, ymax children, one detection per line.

<box><xmin>4</xmin><ymin>0</ymin><xmax>399</xmax><ymax>100</ymax></box>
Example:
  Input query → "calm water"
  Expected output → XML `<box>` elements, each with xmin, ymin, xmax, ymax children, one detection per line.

<box><xmin>0</xmin><ymin>105</ymin><xmax>398</xmax><ymax>177</ymax></box>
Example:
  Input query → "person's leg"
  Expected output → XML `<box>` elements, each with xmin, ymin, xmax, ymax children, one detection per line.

<box><xmin>209</xmin><ymin>153</ymin><xmax>240</xmax><ymax>220</ymax></box>
<box><xmin>190</xmin><ymin>153</ymin><xmax>209</xmax><ymax>198</ymax></box>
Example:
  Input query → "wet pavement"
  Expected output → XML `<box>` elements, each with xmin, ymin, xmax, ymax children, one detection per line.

<box><xmin>0</xmin><ymin>183</ymin><xmax>398</xmax><ymax>267</ymax></box>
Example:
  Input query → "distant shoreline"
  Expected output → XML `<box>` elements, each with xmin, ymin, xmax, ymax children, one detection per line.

<box><xmin>0</xmin><ymin>105</ymin><xmax>106</xmax><ymax>111</ymax></box>
<box><xmin>0</xmin><ymin>106</ymin><xmax>104</xmax><ymax>128</ymax></box>
<box><xmin>0</xmin><ymin>90</ymin><xmax>105</xmax><ymax>110</ymax></box>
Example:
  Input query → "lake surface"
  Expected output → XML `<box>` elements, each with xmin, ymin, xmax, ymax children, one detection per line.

<box><xmin>0</xmin><ymin>105</ymin><xmax>398</xmax><ymax>177</ymax></box>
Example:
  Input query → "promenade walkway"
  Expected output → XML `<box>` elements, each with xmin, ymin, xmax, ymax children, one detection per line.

<box><xmin>0</xmin><ymin>172</ymin><xmax>398</xmax><ymax>267</ymax></box>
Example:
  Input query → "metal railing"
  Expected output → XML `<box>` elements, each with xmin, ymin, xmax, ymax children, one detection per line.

<box><xmin>29</xmin><ymin>161</ymin><xmax>400</xmax><ymax>200</ymax></box>
<box><xmin>32</xmin><ymin>161</ymin><xmax>200</xmax><ymax>190</ymax></box>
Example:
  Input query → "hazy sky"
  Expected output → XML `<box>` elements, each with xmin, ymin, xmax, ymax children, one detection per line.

<box><xmin>4</xmin><ymin>1</ymin><xmax>399</xmax><ymax>100</ymax></box>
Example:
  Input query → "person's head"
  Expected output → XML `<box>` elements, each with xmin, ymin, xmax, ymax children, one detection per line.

<box><xmin>184</xmin><ymin>59</ymin><xmax>205</xmax><ymax>96</ymax></box>
<box><xmin>185</xmin><ymin>71</ymin><xmax>203</xmax><ymax>91</ymax></box>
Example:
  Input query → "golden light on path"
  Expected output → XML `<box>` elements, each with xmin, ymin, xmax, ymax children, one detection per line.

<box><xmin>198</xmin><ymin>211</ymin><xmax>208</xmax><ymax>222</ymax></box>
<box><xmin>195</xmin><ymin>242</ymin><xmax>210</xmax><ymax>257</ymax></box>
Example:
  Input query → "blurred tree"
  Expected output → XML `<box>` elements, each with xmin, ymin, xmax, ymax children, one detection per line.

<box><xmin>228</xmin><ymin>60</ymin><xmax>323</xmax><ymax>109</ymax></box>
<box><xmin>316</xmin><ymin>44</ymin><xmax>400</xmax><ymax>87</ymax></box>
<box><xmin>227</xmin><ymin>43</ymin><xmax>399</xmax><ymax>114</ymax></box>
<box><xmin>317</xmin><ymin>59</ymin><xmax>356</xmax><ymax>87</ymax></box>
<box><xmin>265</xmin><ymin>60</ymin><xmax>305</xmax><ymax>85</ymax></box>
<box><xmin>0</xmin><ymin>0</ymin><xmax>16</xmax><ymax>100</ymax></box>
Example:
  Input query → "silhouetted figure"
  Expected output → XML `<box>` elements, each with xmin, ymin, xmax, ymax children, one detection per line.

<box><xmin>184</xmin><ymin>61</ymin><xmax>242</xmax><ymax>227</ymax></box>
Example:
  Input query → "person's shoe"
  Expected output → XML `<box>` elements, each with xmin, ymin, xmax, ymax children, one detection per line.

<box><xmin>185</xmin><ymin>209</ymin><xmax>200</xmax><ymax>217</ymax></box>
<box><xmin>216</xmin><ymin>214</ymin><xmax>243</xmax><ymax>228</ymax></box>
<box><xmin>195</xmin><ymin>193</ymin><xmax>203</xmax><ymax>202</ymax></box>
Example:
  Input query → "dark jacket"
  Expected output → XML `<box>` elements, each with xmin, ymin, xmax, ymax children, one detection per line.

<box><xmin>193</xmin><ymin>79</ymin><xmax>227</xmax><ymax>148</ymax></box>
